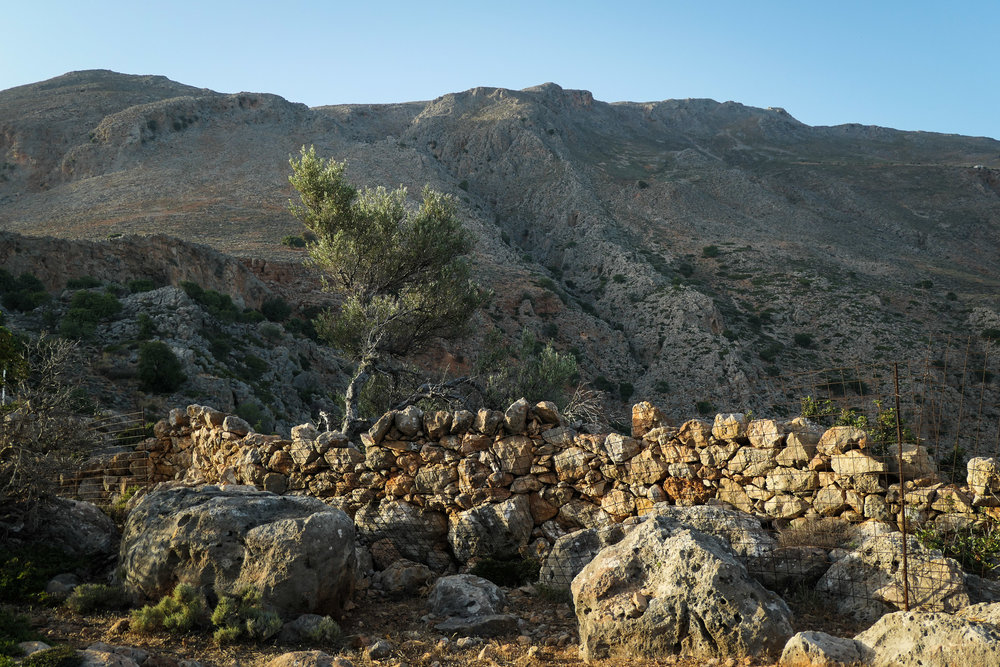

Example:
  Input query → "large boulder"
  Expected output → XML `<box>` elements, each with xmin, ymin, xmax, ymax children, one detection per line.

<box><xmin>779</xmin><ymin>631</ymin><xmax>866</xmax><ymax>666</ymax></box>
<box><xmin>354</xmin><ymin>499</ymin><xmax>451</xmax><ymax>570</ymax></box>
<box><xmin>14</xmin><ymin>497</ymin><xmax>118</xmax><ymax>559</ymax></box>
<box><xmin>816</xmin><ymin>532</ymin><xmax>969</xmax><ymax>624</ymax></box>
<box><xmin>853</xmin><ymin>610</ymin><xmax>1000</xmax><ymax>666</ymax></box>
<box><xmin>648</xmin><ymin>504</ymin><xmax>777</xmax><ymax>557</ymax></box>
<box><xmin>538</xmin><ymin>523</ymin><xmax>627</xmax><ymax>587</ymax></box>
<box><xmin>119</xmin><ymin>485</ymin><xmax>356</xmax><ymax>618</ymax></box>
<box><xmin>427</xmin><ymin>574</ymin><xmax>518</xmax><ymax>638</ymax></box>
<box><xmin>572</xmin><ymin>515</ymin><xmax>793</xmax><ymax>662</ymax></box>
<box><xmin>448</xmin><ymin>495</ymin><xmax>532</xmax><ymax>562</ymax></box>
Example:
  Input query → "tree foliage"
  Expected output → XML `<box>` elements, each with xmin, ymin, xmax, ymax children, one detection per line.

<box><xmin>288</xmin><ymin>146</ymin><xmax>486</xmax><ymax>434</ymax></box>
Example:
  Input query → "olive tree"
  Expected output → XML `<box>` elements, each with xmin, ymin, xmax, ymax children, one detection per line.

<box><xmin>288</xmin><ymin>146</ymin><xmax>486</xmax><ymax>435</ymax></box>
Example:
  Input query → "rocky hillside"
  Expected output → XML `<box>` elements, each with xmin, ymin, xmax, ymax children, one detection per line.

<box><xmin>2</xmin><ymin>70</ymin><xmax>999</xmax><ymax>420</ymax></box>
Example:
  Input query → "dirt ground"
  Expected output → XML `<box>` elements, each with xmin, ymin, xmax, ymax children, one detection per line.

<box><xmin>11</xmin><ymin>582</ymin><xmax>869</xmax><ymax>667</ymax></box>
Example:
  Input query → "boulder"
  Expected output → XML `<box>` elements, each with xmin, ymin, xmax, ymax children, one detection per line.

<box><xmin>427</xmin><ymin>574</ymin><xmax>505</xmax><ymax>617</ymax></box>
<box><xmin>676</xmin><ymin>419</ymin><xmax>713</xmax><ymax>449</ymax></box>
<box><xmin>448</xmin><ymin>495</ymin><xmax>533</xmax><ymax>561</ymax></box>
<box><xmin>648</xmin><ymin>504</ymin><xmax>776</xmax><ymax>557</ymax></box>
<box><xmin>748</xmin><ymin>546</ymin><xmax>830</xmax><ymax>591</ymax></box>
<box><xmin>712</xmin><ymin>413</ymin><xmax>748</xmax><ymax>441</ymax></box>
<box><xmin>539</xmin><ymin>524</ymin><xmax>627</xmax><ymax>586</ymax></box>
<box><xmin>747</xmin><ymin>419</ymin><xmax>785</xmax><ymax>449</ymax></box>
<box><xmin>503</xmin><ymin>398</ymin><xmax>529</xmax><ymax>434</ymax></box>
<box><xmin>120</xmin><ymin>485</ymin><xmax>356</xmax><ymax>618</ymax></box>
<box><xmin>572</xmin><ymin>516</ymin><xmax>793</xmax><ymax>662</ymax></box>
<box><xmin>18</xmin><ymin>497</ymin><xmax>119</xmax><ymax>559</ymax></box>
<box><xmin>266</xmin><ymin>651</ymin><xmax>346</xmax><ymax>667</ymax></box>
<box><xmin>817</xmin><ymin>426</ymin><xmax>867</xmax><ymax>455</ymax></box>
<box><xmin>603</xmin><ymin>433</ymin><xmax>640</xmax><ymax>463</ymax></box>
<box><xmin>830</xmin><ymin>450</ymin><xmax>885</xmax><ymax>475</ymax></box>
<box><xmin>887</xmin><ymin>443</ymin><xmax>937</xmax><ymax>480</ymax></box>
<box><xmin>354</xmin><ymin>499</ymin><xmax>450</xmax><ymax>570</ymax></box>
<box><xmin>779</xmin><ymin>631</ymin><xmax>866</xmax><ymax>667</ymax></box>
<box><xmin>372</xmin><ymin>559</ymin><xmax>434</xmax><ymax>597</ymax></box>
<box><xmin>816</xmin><ymin>532</ymin><xmax>969</xmax><ymax>624</ymax></box>
<box><xmin>968</xmin><ymin>457</ymin><xmax>1000</xmax><ymax>499</ymax></box>
<box><xmin>394</xmin><ymin>406</ymin><xmax>423</xmax><ymax>437</ymax></box>
<box><xmin>853</xmin><ymin>610</ymin><xmax>1000</xmax><ymax>666</ymax></box>
<box><xmin>631</xmin><ymin>401</ymin><xmax>665</xmax><ymax>439</ymax></box>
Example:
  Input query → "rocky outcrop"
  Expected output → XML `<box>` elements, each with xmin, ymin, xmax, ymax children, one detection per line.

<box><xmin>119</xmin><ymin>485</ymin><xmax>357</xmax><ymax>618</ymax></box>
<box><xmin>572</xmin><ymin>515</ymin><xmax>794</xmax><ymax>662</ymax></box>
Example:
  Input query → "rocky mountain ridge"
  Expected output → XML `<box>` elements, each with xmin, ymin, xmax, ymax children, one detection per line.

<box><xmin>2</xmin><ymin>70</ymin><xmax>999</xmax><ymax>420</ymax></box>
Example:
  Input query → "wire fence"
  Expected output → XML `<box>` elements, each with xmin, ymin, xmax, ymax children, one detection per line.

<box><xmin>60</xmin><ymin>336</ymin><xmax>1000</xmax><ymax>619</ymax></box>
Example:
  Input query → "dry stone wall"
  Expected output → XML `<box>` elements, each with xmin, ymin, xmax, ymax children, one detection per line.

<box><xmin>67</xmin><ymin>399</ymin><xmax>999</xmax><ymax>566</ymax></box>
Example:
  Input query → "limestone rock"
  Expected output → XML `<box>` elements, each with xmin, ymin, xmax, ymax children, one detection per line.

<box><xmin>533</xmin><ymin>401</ymin><xmax>562</xmax><ymax>425</ymax></box>
<box><xmin>816</xmin><ymin>532</ymin><xmax>969</xmax><ymax>624</ymax></box>
<box><xmin>448</xmin><ymin>495</ymin><xmax>533</xmax><ymax>561</ymax></box>
<box><xmin>712</xmin><ymin>413</ymin><xmax>748</xmax><ymax>441</ymax></box>
<box><xmin>817</xmin><ymin>426</ymin><xmax>867</xmax><ymax>455</ymax></box>
<box><xmin>603</xmin><ymin>433</ymin><xmax>640</xmax><ymax>463</ymax></box>
<box><xmin>631</xmin><ymin>401</ymin><xmax>664</xmax><ymax>439</ymax></box>
<box><xmin>428</xmin><ymin>574</ymin><xmax>505</xmax><ymax>618</ymax></box>
<box><xmin>747</xmin><ymin>419</ymin><xmax>785</xmax><ymax>449</ymax></box>
<box><xmin>372</xmin><ymin>559</ymin><xmax>434</xmax><ymax>597</ymax></box>
<box><xmin>648</xmin><ymin>505</ymin><xmax>777</xmax><ymax>557</ymax></box>
<box><xmin>854</xmin><ymin>610</ymin><xmax>1000</xmax><ymax>666</ymax></box>
<box><xmin>539</xmin><ymin>524</ymin><xmax>627</xmax><ymax>587</ymax></box>
<box><xmin>354</xmin><ymin>499</ymin><xmax>450</xmax><ymax>570</ymax></box>
<box><xmin>503</xmin><ymin>398</ymin><xmax>529</xmax><ymax>434</ymax></box>
<box><xmin>120</xmin><ymin>485</ymin><xmax>356</xmax><ymax>618</ymax></box>
<box><xmin>886</xmin><ymin>443</ymin><xmax>937</xmax><ymax>480</ymax></box>
<box><xmin>16</xmin><ymin>497</ymin><xmax>118</xmax><ymax>559</ymax></box>
<box><xmin>779</xmin><ymin>631</ymin><xmax>866</xmax><ymax>667</ymax></box>
<box><xmin>968</xmin><ymin>457</ymin><xmax>1000</xmax><ymax>498</ymax></box>
<box><xmin>676</xmin><ymin>419</ymin><xmax>713</xmax><ymax>449</ymax></box>
<box><xmin>830</xmin><ymin>450</ymin><xmax>885</xmax><ymax>475</ymax></box>
<box><xmin>572</xmin><ymin>516</ymin><xmax>793</xmax><ymax>661</ymax></box>
<box><xmin>395</xmin><ymin>406</ymin><xmax>423</xmax><ymax>438</ymax></box>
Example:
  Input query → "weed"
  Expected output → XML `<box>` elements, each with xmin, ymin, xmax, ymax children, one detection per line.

<box><xmin>65</xmin><ymin>583</ymin><xmax>131</xmax><ymax>614</ymax></box>
<box><xmin>0</xmin><ymin>546</ymin><xmax>83</xmax><ymax>604</ymax></box>
<box><xmin>210</xmin><ymin>588</ymin><xmax>281</xmax><ymax>644</ymax></box>
<box><xmin>917</xmin><ymin>520</ymin><xmax>1000</xmax><ymax>578</ymax></box>
<box><xmin>19</xmin><ymin>645</ymin><xmax>81</xmax><ymax>667</ymax></box>
<box><xmin>127</xmin><ymin>278</ymin><xmax>156</xmax><ymax>293</ymax></box>
<box><xmin>281</xmin><ymin>235</ymin><xmax>306</xmax><ymax>248</ymax></box>
<box><xmin>131</xmin><ymin>583</ymin><xmax>206</xmax><ymax>634</ymax></box>
<box><xmin>65</xmin><ymin>276</ymin><xmax>101</xmax><ymax>290</ymax></box>
<box><xmin>0</xmin><ymin>607</ymin><xmax>37</xmax><ymax>656</ymax></box>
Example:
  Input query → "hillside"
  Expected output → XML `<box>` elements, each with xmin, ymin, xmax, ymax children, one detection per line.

<box><xmin>2</xmin><ymin>70</ymin><xmax>999</xmax><ymax>421</ymax></box>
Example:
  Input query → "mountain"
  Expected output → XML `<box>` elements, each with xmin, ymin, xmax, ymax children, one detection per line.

<box><xmin>2</xmin><ymin>70</ymin><xmax>999</xmax><ymax>421</ymax></box>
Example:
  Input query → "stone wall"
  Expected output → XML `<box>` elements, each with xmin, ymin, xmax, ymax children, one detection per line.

<box><xmin>67</xmin><ymin>399</ymin><xmax>997</xmax><ymax>564</ymax></box>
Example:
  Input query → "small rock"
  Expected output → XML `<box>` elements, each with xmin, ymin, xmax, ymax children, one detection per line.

<box><xmin>367</xmin><ymin>639</ymin><xmax>393</xmax><ymax>660</ymax></box>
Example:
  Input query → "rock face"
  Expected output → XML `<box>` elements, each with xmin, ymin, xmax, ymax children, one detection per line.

<box><xmin>853</xmin><ymin>610</ymin><xmax>1000</xmax><ymax>666</ymax></box>
<box><xmin>427</xmin><ymin>574</ymin><xmax>518</xmax><ymax>638</ymax></box>
<box><xmin>816</xmin><ymin>532</ymin><xmax>969</xmax><ymax>624</ymax></box>
<box><xmin>119</xmin><ymin>485</ymin><xmax>357</xmax><ymax>618</ymax></box>
<box><xmin>18</xmin><ymin>497</ymin><xmax>118</xmax><ymax>559</ymax></box>
<box><xmin>572</xmin><ymin>515</ymin><xmax>793</xmax><ymax>662</ymax></box>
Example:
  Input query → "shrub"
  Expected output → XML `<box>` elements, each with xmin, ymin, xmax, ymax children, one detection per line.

<box><xmin>259</xmin><ymin>322</ymin><xmax>282</xmax><ymax>342</ymax></box>
<box><xmin>457</xmin><ymin>179</ymin><xmax>469</xmax><ymax>191</ymax></box>
<box><xmin>127</xmin><ymin>278</ymin><xmax>156</xmax><ymax>293</ymax></box>
<box><xmin>654</xmin><ymin>380</ymin><xmax>671</xmax><ymax>393</ymax></box>
<box><xmin>260</xmin><ymin>297</ymin><xmax>292</xmax><ymax>322</ymax></box>
<box><xmin>618</xmin><ymin>381</ymin><xmax>634</xmax><ymax>400</ymax></box>
<box><xmin>758</xmin><ymin>342</ymin><xmax>783</xmax><ymax>362</ymax></box>
<box><xmin>793</xmin><ymin>333</ymin><xmax>814</xmax><ymax>348</ymax></box>
<box><xmin>137</xmin><ymin>313</ymin><xmax>157</xmax><ymax>340</ymax></box>
<box><xmin>701</xmin><ymin>245</ymin><xmax>720</xmax><ymax>258</ymax></box>
<box><xmin>696</xmin><ymin>400</ymin><xmax>715</xmax><ymax>415</ymax></box>
<box><xmin>612</xmin><ymin>274</ymin><xmax>626</xmax><ymax>284</ymax></box>
<box><xmin>210</xmin><ymin>588</ymin><xmax>282</xmax><ymax>644</ymax></box>
<box><xmin>918</xmin><ymin>521</ymin><xmax>1000</xmax><ymax>578</ymax></box>
<box><xmin>138</xmin><ymin>341</ymin><xmax>186</xmax><ymax>393</ymax></box>
<box><xmin>281</xmin><ymin>235</ymin><xmax>306</xmax><ymax>248</ymax></box>
<box><xmin>983</xmin><ymin>328</ymin><xmax>1000</xmax><ymax>342</ymax></box>
<box><xmin>131</xmin><ymin>583</ymin><xmax>206</xmax><ymax>634</ymax></box>
<box><xmin>0</xmin><ymin>545</ymin><xmax>83</xmax><ymax>604</ymax></box>
<box><xmin>65</xmin><ymin>583</ymin><xmax>130</xmax><ymax>614</ymax></box>
<box><xmin>777</xmin><ymin>517</ymin><xmax>852</xmax><ymax>549</ymax></box>
<box><xmin>59</xmin><ymin>291</ymin><xmax>122</xmax><ymax>339</ymax></box>
<box><xmin>65</xmin><ymin>276</ymin><xmax>101</xmax><ymax>290</ymax></box>
<box><xmin>19</xmin><ymin>645</ymin><xmax>81</xmax><ymax>667</ymax></box>
<box><xmin>0</xmin><ymin>607</ymin><xmax>37</xmax><ymax>656</ymax></box>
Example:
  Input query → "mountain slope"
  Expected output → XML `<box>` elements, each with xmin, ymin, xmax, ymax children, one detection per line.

<box><xmin>2</xmin><ymin>71</ymin><xmax>999</xmax><ymax>419</ymax></box>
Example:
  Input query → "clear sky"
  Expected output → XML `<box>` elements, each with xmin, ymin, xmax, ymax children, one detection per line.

<box><xmin>3</xmin><ymin>1</ymin><xmax>998</xmax><ymax>139</ymax></box>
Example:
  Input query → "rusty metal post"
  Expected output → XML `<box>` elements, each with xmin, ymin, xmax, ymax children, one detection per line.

<box><xmin>894</xmin><ymin>362</ymin><xmax>910</xmax><ymax>611</ymax></box>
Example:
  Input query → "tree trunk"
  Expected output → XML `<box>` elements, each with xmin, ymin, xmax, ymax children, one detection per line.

<box><xmin>341</xmin><ymin>357</ymin><xmax>374</xmax><ymax>438</ymax></box>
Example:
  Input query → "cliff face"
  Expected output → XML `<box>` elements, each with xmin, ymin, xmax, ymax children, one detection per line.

<box><xmin>2</xmin><ymin>71</ymin><xmax>999</xmax><ymax>419</ymax></box>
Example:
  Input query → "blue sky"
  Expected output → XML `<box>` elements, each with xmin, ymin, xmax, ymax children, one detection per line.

<box><xmin>3</xmin><ymin>1</ymin><xmax>998</xmax><ymax>139</ymax></box>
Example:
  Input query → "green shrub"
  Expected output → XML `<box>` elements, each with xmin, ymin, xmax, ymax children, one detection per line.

<box><xmin>918</xmin><ymin>521</ymin><xmax>1000</xmax><ymax>578</ymax></box>
<box><xmin>612</xmin><ymin>274</ymin><xmax>626</xmax><ymax>284</ymax></box>
<box><xmin>701</xmin><ymin>245</ymin><xmax>720</xmax><ymax>258</ymax></box>
<box><xmin>696</xmin><ymin>400</ymin><xmax>715</xmax><ymax>415</ymax></box>
<box><xmin>259</xmin><ymin>322</ymin><xmax>282</xmax><ymax>342</ymax></box>
<box><xmin>469</xmin><ymin>558</ymin><xmax>539</xmax><ymax>587</ymax></box>
<box><xmin>618</xmin><ymin>382</ymin><xmax>634</xmax><ymax>400</ymax></box>
<box><xmin>210</xmin><ymin>588</ymin><xmax>281</xmax><ymax>644</ymax></box>
<box><xmin>983</xmin><ymin>328</ymin><xmax>1000</xmax><ymax>342</ymax></box>
<box><xmin>301</xmin><ymin>616</ymin><xmax>340</xmax><ymax>643</ymax></box>
<box><xmin>759</xmin><ymin>342</ymin><xmax>783</xmax><ymax>362</ymax></box>
<box><xmin>137</xmin><ymin>313</ymin><xmax>157</xmax><ymax>340</ymax></box>
<box><xmin>20</xmin><ymin>645</ymin><xmax>81</xmax><ymax>667</ymax></box>
<box><xmin>65</xmin><ymin>583</ymin><xmax>130</xmax><ymax>614</ymax></box>
<box><xmin>0</xmin><ymin>608</ymin><xmax>37</xmax><ymax>656</ymax></box>
<box><xmin>260</xmin><ymin>297</ymin><xmax>292</xmax><ymax>322</ymax></box>
<box><xmin>654</xmin><ymin>380</ymin><xmax>671</xmax><ymax>393</ymax></box>
<box><xmin>127</xmin><ymin>278</ymin><xmax>156</xmax><ymax>293</ymax></box>
<box><xmin>793</xmin><ymin>333</ymin><xmax>814</xmax><ymax>348</ymax></box>
<box><xmin>131</xmin><ymin>583</ymin><xmax>206</xmax><ymax>634</ymax></box>
<box><xmin>59</xmin><ymin>291</ymin><xmax>122</xmax><ymax>339</ymax></box>
<box><xmin>138</xmin><ymin>341</ymin><xmax>186</xmax><ymax>393</ymax></box>
<box><xmin>66</xmin><ymin>276</ymin><xmax>101</xmax><ymax>290</ymax></box>
<box><xmin>0</xmin><ymin>545</ymin><xmax>83</xmax><ymax>604</ymax></box>
<box><xmin>592</xmin><ymin>376</ymin><xmax>614</xmax><ymax>393</ymax></box>
<box><xmin>457</xmin><ymin>179</ymin><xmax>469</xmax><ymax>191</ymax></box>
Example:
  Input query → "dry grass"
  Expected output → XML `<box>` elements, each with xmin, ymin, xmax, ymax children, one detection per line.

<box><xmin>776</xmin><ymin>517</ymin><xmax>854</xmax><ymax>550</ymax></box>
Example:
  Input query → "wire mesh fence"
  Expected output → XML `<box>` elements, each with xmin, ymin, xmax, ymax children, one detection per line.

<box><xmin>57</xmin><ymin>336</ymin><xmax>1000</xmax><ymax>617</ymax></box>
